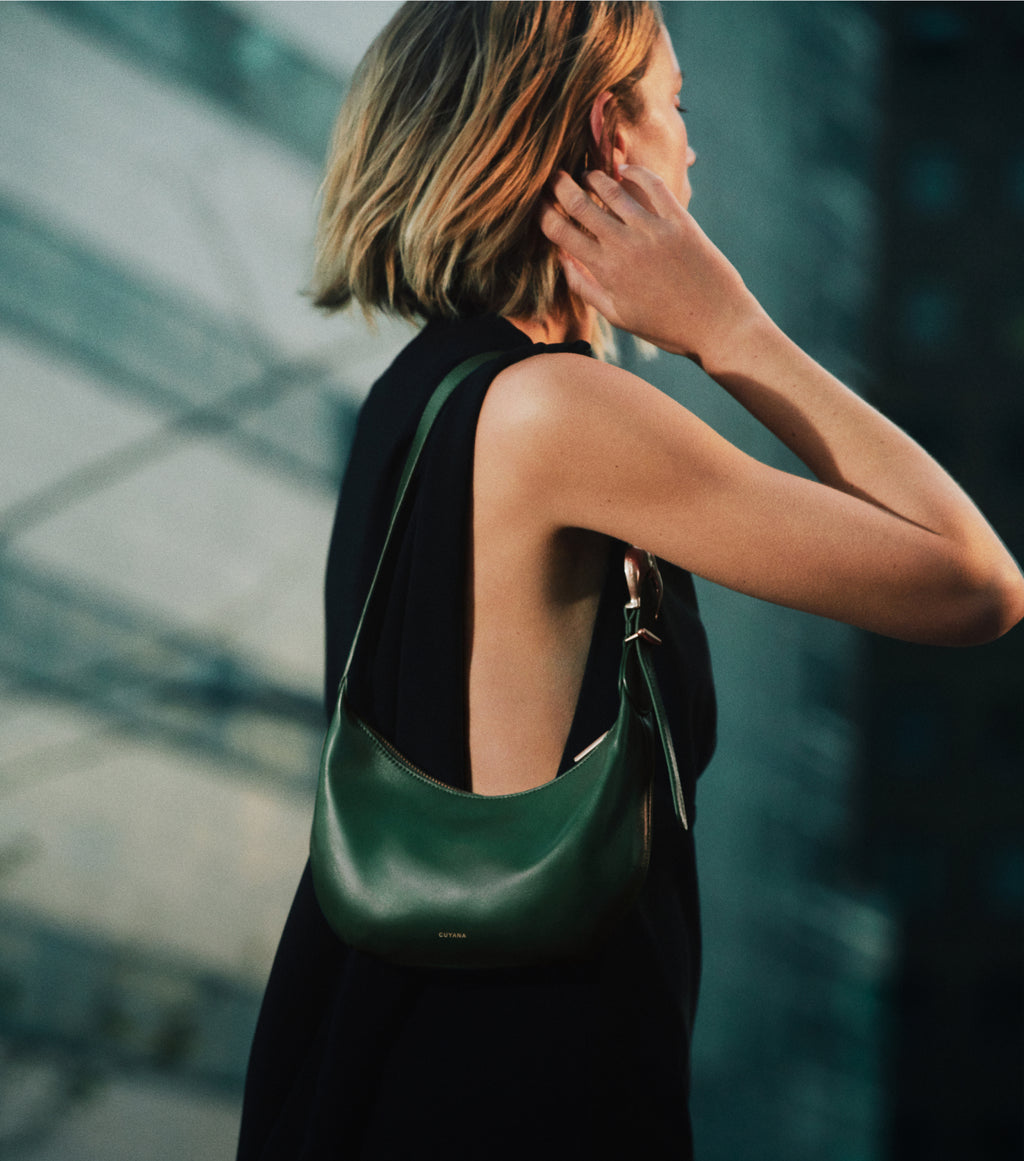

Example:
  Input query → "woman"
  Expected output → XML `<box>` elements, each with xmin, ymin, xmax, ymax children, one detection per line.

<box><xmin>237</xmin><ymin>4</ymin><xmax>1024</xmax><ymax>1158</ymax></box>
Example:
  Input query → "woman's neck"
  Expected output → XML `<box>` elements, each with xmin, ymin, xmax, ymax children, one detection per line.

<box><xmin>505</xmin><ymin>305</ymin><xmax>594</xmax><ymax>346</ymax></box>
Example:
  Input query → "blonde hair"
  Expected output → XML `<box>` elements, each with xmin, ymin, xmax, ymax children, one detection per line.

<box><xmin>311</xmin><ymin>1</ymin><xmax>661</xmax><ymax>330</ymax></box>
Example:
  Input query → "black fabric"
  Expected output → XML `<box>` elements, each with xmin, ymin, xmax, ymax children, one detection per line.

<box><xmin>237</xmin><ymin>315</ymin><xmax>717</xmax><ymax>1161</ymax></box>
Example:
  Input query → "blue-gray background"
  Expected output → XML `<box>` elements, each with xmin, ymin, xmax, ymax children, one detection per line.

<box><xmin>0</xmin><ymin>3</ymin><xmax>1020</xmax><ymax>1159</ymax></box>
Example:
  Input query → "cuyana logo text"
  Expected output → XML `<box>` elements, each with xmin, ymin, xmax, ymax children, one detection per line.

<box><xmin>438</xmin><ymin>931</ymin><xmax>467</xmax><ymax>939</ymax></box>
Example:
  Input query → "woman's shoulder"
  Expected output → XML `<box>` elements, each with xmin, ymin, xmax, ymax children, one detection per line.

<box><xmin>480</xmin><ymin>349</ymin><xmax>680</xmax><ymax>460</ymax></box>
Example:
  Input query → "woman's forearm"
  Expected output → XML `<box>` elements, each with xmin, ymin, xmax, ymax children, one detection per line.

<box><xmin>702</xmin><ymin>308</ymin><xmax>1022</xmax><ymax>603</ymax></box>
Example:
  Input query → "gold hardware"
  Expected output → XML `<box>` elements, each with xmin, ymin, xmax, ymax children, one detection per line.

<box><xmin>624</xmin><ymin>628</ymin><xmax>662</xmax><ymax>646</ymax></box>
<box><xmin>573</xmin><ymin>730</ymin><xmax>610</xmax><ymax>764</ymax></box>
<box><xmin>623</xmin><ymin>546</ymin><xmax>664</xmax><ymax>616</ymax></box>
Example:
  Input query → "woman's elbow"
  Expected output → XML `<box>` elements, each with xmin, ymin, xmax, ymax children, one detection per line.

<box><xmin>936</xmin><ymin>555</ymin><xmax>1024</xmax><ymax>646</ymax></box>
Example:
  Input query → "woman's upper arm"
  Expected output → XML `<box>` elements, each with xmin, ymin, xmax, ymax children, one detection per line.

<box><xmin>477</xmin><ymin>352</ymin><xmax>1014</xmax><ymax>646</ymax></box>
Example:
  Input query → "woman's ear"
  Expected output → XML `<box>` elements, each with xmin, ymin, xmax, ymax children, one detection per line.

<box><xmin>588</xmin><ymin>91</ymin><xmax>627</xmax><ymax>178</ymax></box>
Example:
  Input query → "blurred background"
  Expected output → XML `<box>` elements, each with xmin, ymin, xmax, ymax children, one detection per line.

<box><xmin>0</xmin><ymin>3</ymin><xmax>1020</xmax><ymax>1159</ymax></box>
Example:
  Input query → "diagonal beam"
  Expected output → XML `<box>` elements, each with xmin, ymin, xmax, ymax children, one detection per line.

<box><xmin>36</xmin><ymin>0</ymin><xmax>346</xmax><ymax>165</ymax></box>
<box><xmin>0</xmin><ymin>197</ymin><xmax>360</xmax><ymax>538</ymax></box>
<box><xmin>0</xmin><ymin>555</ymin><xmax>324</xmax><ymax>799</ymax></box>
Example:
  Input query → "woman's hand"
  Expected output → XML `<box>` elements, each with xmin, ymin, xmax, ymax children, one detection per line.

<box><xmin>539</xmin><ymin>166</ymin><xmax>761</xmax><ymax>366</ymax></box>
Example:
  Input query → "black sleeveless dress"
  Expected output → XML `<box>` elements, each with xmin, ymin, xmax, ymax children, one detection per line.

<box><xmin>236</xmin><ymin>315</ymin><xmax>717</xmax><ymax>1161</ymax></box>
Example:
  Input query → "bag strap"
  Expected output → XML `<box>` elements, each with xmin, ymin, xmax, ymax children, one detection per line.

<box><xmin>339</xmin><ymin>347</ymin><xmax>689</xmax><ymax>831</ymax></box>
<box><xmin>635</xmin><ymin>637</ymin><xmax>688</xmax><ymax>830</ymax></box>
<box><xmin>339</xmin><ymin>350</ymin><xmax>504</xmax><ymax>688</ymax></box>
<box><xmin>622</xmin><ymin>551</ymin><xmax>689</xmax><ymax>832</ymax></box>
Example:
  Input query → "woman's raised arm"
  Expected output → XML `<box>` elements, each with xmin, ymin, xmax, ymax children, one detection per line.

<box><xmin>482</xmin><ymin>167</ymin><xmax>1024</xmax><ymax>645</ymax></box>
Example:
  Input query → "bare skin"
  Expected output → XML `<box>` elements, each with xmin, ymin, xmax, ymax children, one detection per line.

<box><xmin>464</xmin><ymin>33</ymin><xmax>1024</xmax><ymax>797</ymax></box>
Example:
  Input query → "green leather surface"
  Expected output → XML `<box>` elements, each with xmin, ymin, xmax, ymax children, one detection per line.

<box><xmin>311</xmin><ymin>608</ymin><xmax>656</xmax><ymax>969</ymax></box>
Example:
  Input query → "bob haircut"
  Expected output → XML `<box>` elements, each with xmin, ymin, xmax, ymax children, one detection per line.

<box><xmin>311</xmin><ymin>0</ymin><xmax>663</xmax><ymax>330</ymax></box>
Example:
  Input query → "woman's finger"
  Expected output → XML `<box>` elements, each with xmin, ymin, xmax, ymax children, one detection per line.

<box><xmin>555</xmin><ymin>250</ymin><xmax>615</xmax><ymax>319</ymax></box>
<box><xmin>581</xmin><ymin>169</ymin><xmax>646</xmax><ymax>224</ymax></box>
<box><xmin>617</xmin><ymin>164</ymin><xmax>682</xmax><ymax>219</ymax></box>
<box><xmin>538</xmin><ymin>197</ymin><xmax>601</xmax><ymax>266</ymax></box>
<box><xmin>547</xmin><ymin>171</ymin><xmax>621</xmax><ymax>240</ymax></box>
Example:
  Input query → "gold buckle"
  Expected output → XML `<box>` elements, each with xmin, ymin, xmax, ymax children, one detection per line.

<box><xmin>624</xmin><ymin>546</ymin><xmax>663</xmax><ymax>615</ymax></box>
<box><xmin>624</xmin><ymin>628</ymin><xmax>662</xmax><ymax>646</ymax></box>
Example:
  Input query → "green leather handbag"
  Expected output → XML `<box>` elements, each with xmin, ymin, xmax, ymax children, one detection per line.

<box><xmin>309</xmin><ymin>351</ymin><xmax>688</xmax><ymax>969</ymax></box>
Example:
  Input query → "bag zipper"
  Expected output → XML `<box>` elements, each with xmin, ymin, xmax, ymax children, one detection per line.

<box><xmin>362</xmin><ymin>719</ymin><xmax>449</xmax><ymax>786</ymax></box>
